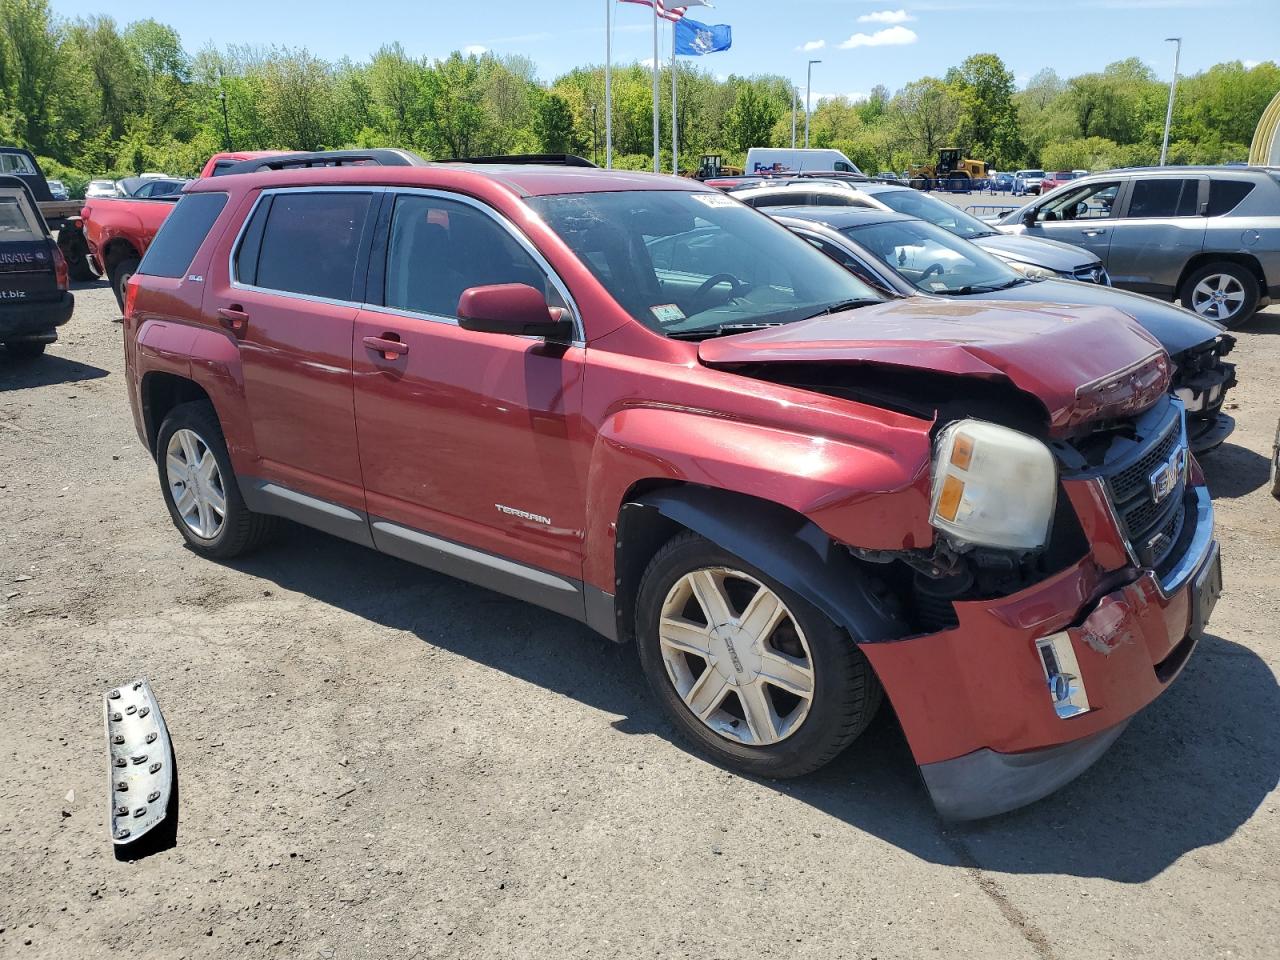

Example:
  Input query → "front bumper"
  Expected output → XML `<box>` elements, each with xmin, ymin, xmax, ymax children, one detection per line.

<box><xmin>0</xmin><ymin>291</ymin><xmax>73</xmax><ymax>342</ymax></box>
<box><xmin>860</xmin><ymin>482</ymin><xmax>1218</xmax><ymax>820</ymax></box>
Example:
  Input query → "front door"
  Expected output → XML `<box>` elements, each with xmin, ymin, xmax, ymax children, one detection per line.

<box><xmin>210</xmin><ymin>188</ymin><xmax>379</xmax><ymax>512</ymax></box>
<box><xmin>352</xmin><ymin>191</ymin><xmax>588</xmax><ymax>595</ymax></box>
<box><xmin>1023</xmin><ymin>177</ymin><xmax>1125</xmax><ymax>264</ymax></box>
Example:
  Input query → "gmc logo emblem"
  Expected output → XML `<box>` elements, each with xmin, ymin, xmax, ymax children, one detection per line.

<box><xmin>1149</xmin><ymin>445</ymin><xmax>1188</xmax><ymax>505</ymax></box>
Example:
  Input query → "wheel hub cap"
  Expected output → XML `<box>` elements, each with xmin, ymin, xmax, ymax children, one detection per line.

<box><xmin>657</xmin><ymin>567</ymin><xmax>816</xmax><ymax>746</ymax></box>
<box><xmin>165</xmin><ymin>428</ymin><xmax>227</xmax><ymax>540</ymax></box>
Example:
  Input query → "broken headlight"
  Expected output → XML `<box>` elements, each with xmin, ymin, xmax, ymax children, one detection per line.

<box><xmin>929</xmin><ymin>420</ymin><xmax>1058</xmax><ymax>552</ymax></box>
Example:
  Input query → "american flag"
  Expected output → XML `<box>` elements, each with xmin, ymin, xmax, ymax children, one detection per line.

<box><xmin>618</xmin><ymin>0</ymin><xmax>710</xmax><ymax>23</ymax></box>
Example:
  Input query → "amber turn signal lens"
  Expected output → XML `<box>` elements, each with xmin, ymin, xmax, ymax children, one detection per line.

<box><xmin>936</xmin><ymin>474</ymin><xmax>965</xmax><ymax>521</ymax></box>
<box><xmin>951</xmin><ymin>433</ymin><xmax>974</xmax><ymax>470</ymax></box>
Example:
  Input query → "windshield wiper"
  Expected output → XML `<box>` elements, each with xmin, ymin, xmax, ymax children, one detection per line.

<box><xmin>667</xmin><ymin>322</ymin><xmax>787</xmax><ymax>341</ymax></box>
<box><xmin>949</xmin><ymin>278</ymin><xmax>1026</xmax><ymax>295</ymax></box>
<box><xmin>802</xmin><ymin>298</ymin><xmax>880</xmax><ymax>320</ymax></box>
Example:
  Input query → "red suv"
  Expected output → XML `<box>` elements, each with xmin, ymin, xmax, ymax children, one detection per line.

<box><xmin>123</xmin><ymin>154</ymin><xmax>1221</xmax><ymax>819</ymax></box>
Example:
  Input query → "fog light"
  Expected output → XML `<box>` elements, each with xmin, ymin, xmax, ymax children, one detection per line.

<box><xmin>1035</xmin><ymin>632</ymin><xmax>1091</xmax><ymax>719</ymax></box>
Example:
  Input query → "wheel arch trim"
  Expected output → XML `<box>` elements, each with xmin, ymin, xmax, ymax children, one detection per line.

<box><xmin>615</xmin><ymin>484</ymin><xmax>908</xmax><ymax>648</ymax></box>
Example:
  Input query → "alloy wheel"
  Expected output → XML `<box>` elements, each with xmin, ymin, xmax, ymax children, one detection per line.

<box><xmin>1190</xmin><ymin>273</ymin><xmax>1246</xmax><ymax>322</ymax></box>
<box><xmin>658</xmin><ymin>567</ymin><xmax>815</xmax><ymax>746</ymax></box>
<box><xmin>165</xmin><ymin>428</ymin><xmax>227</xmax><ymax>540</ymax></box>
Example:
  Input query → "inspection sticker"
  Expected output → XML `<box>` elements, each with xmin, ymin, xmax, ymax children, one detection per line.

<box><xmin>650</xmin><ymin>303</ymin><xmax>687</xmax><ymax>324</ymax></box>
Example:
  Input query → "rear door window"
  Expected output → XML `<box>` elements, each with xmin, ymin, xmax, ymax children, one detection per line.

<box><xmin>1207</xmin><ymin>179</ymin><xmax>1254</xmax><ymax>216</ymax></box>
<box><xmin>1125</xmin><ymin>178</ymin><xmax>1200</xmax><ymax>218</ymax></box>
<box><xmin>243</xmin><ymin>191</ymin><xmax>374</xmax><ymax>301</ymax></box>
<box><xmin>138</xmin><ymin>192</ymin><xmax>229</xmax><ymax>278</ymax></box>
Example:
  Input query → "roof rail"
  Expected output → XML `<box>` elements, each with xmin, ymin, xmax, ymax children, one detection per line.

<box><xmin>223</xmin><ymin>148</ymin><xmax>428</xmax><ymax>175</ymax></box>
<box><xmin>444</xmin><ymin>154</ymin><xmax>599</xmax><ymax>168</ymax></box>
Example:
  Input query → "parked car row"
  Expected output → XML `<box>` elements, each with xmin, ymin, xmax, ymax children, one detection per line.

<box><xmin>114</xmin><ymin>149</ymin><xmax>1227</xmax><ymax>820</ymax></box>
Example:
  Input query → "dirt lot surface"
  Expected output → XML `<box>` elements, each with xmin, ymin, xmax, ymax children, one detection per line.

<box><xmin>2</xmin><ymin>282</ymin><xmax>1278</xmax><ymax>960</ymax></box>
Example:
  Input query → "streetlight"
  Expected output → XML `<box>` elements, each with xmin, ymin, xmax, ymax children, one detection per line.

<box><xmin>591</xmin><ymin>104</ymin><xmax>599</xmax><ymax>166</ymax></box>
<box><xmin>1159</xmin><ymin>37</ymin><xmax>1181</xmax><ymax>167</ymax></box>
<box><xmin>217</xmin><ymin>67</ymin><xmax>232</xmax><ymax>151</ymax></box>
<box><xmin>805</xmin><ymin>59</ymin><xmax>821</xmax><ymax>148</ymax></box>
<box><xmin>791</xmin><ymin>85</ymin><xmax>798</xmax><ymax>149</ymax></box>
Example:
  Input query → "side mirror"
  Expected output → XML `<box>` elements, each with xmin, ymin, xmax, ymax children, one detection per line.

<box><xmin>456</xmin><ymin>283</ymin><xmax>573</xmax><ymax>342</ymax></box>
<box><xmin>1021</xmin><ymin>206</ymin><xmax>1038</xmax><ymax>227</ymax></box>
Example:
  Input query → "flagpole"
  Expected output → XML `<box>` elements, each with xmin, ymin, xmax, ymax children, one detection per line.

<box><xmin>671</xmin><ymin>24</ymin><xmax>678</xmax><ymax>176</ymax></box>
<box><xmin>652</xmin><ymin>1</ymin><xmax>660</xmax><ymax>173</ymax></box>
<box><xmin>605</xmin><ymin>0</ymin><xmax>613</xmax><ymax>168</ymax></box>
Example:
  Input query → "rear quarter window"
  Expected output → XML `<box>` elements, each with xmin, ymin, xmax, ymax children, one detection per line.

<box><xmin>1207</xmin><ymin>179</ymin><xmax>1255</xmax><ymax>216</ymax></box>
<box><xmin>138</xmin><ymin>192</ymin><xmax>229</xmax><ymax>279</ymax></box>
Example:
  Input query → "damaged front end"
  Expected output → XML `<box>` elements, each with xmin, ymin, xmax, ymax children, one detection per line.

<box><xmin>1170</xmin><ymin>334</ymin><xmax>1237</xmax><ymax>454</ymax></box>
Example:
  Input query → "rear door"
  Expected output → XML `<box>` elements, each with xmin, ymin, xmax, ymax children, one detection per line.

<box><xmin>210</xmin><ymin>187</ymin><xmax>380</xmax><ymax>514</ymax></box>
<box><xmin>1105</xmin><ymin>175</ymin><xmax>1207</xmax><ymax>296</ymax></box>
<box><xmin>0</xmin><ymin>185</ymin><xmax>58</xmax><ymax>303</ymax></box>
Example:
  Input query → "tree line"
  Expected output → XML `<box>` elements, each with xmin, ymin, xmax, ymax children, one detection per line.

<box><xmin>1</xmin><ymin>0</ymin><xmax>1277</xmax><ymax>195</ymax></box>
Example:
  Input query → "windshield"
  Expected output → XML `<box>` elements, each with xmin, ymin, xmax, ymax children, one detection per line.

<box><xmin>528</xmin><ymin>190</ymin><xmax>881</xmax><ymax>337</ymax></box>
<box><xmin>1020</xmin><ymin>170</ymin><xmax>1045</xmax><ymax>179</ymax></box>
<box><xmin>870</xmin><ymin>189</ymin><xmax>995</xmax><ymax>239</ymax></box>
<box><xmin>844</xmin><ymin>218</ymin><xmax>1024</xmax><ymax>295</ymax></box>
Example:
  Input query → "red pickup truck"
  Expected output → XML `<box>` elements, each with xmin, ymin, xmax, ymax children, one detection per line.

<box><xmin>122</xmin><ymin>155</ymin><xmax>1221</xmax><ymax>819</ymax></box>
<box><xmin>57</xmin><ymin>151</ymin><xmax>285</xmax><ymax>304</ymax></box>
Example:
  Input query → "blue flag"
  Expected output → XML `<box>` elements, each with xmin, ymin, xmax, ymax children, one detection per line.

<box><xmin>674</xmin><ymin>18</ymin><xmax>732</xmax><ymax>56</ymax></box>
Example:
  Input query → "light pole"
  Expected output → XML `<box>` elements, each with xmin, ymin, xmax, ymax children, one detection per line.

<box><xmin>1159</xmin><ymin>37</ymin><xmax>1181</xmax><ymax>167</ymax></box>
<box><xmin>591</xmin><ymin>104</ymin><xmax>599</xmax><ymax>167</ymax></box>
<box><xmin>805</xmin><ymin>60</ymin><xmax>821</xmax><ymax>149</ymax></box>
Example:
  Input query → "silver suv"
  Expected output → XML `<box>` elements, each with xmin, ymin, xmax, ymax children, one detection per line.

<box><xmin>999</xmin><ymin>166</ymin><xmax>1280</xmax><ymax>326</ymax></box>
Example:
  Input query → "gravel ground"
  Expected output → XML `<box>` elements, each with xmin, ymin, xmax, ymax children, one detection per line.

<box><xmin>1</xmin><ymin>281</ymin><xmax>1277</xmax><ymax>960</ymax></box>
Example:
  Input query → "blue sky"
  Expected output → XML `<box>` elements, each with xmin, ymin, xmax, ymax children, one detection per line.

<box><xmin>54</xmin><ymin>0</ymin><xmax>1280</xmax><ymax>101</ymax></box>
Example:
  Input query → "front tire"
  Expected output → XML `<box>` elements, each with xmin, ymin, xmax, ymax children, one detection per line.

<box><xmin>1180</xmin><ymin>261</ymin><xmax>1260</xmax><ymax>328</ymax></box>
<box><xmin>635</xmin><ymin>532</ymin><xmax>882</xmax><ymax>779</ymax></box>
<box><xmin>156</xmin><ymin>400</ymin><xmax>277</xmax><ymax>559</ymax></box>
<box><xmin>109</xmin><ymin>256</ymin><xmax>140</xmax><ymax>311</ymax></box>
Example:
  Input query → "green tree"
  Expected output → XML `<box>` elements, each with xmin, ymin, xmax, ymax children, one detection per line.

<box><xmin>947</xmin><ymin>53</ymin><xmax>1024</xmax><ymax>167</ymax></box>
<box><xmin>891</xmin><ymin>77</ymin><xmax>962</xmax><ymax>160</ymax></box>
<box><xmin>726</xmin><ymin>83</ymin><xmax>781</xmax><ymax>152</ymax></box>
<box><xmin>536</xmin><ymin>91</ymin><xmax>578</xmax><ymax>153</ymax></box>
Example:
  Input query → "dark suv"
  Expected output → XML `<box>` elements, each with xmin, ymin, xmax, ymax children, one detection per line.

<box><xmin>123</xmin><ymin>155</ymin><xmax>1220</xmax><ymax>819</ymax></box>
<box><xmin>1002</xmin><ymin>166</ymin><xmax>1280</xmax><ymax>326</ymax></box>
<box><xmin>0</xmin><ymin>175</ymin><xmax>72</xmax><ymax>358</ymax></box>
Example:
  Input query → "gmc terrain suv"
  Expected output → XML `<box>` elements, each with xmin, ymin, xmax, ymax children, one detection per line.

<box><xmin>123</xmin><ymin>154</ymin><xmax>1221</xmax><ymax>819</ymax></box>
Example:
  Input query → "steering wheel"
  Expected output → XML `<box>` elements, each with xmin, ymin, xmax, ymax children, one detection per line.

<box><xmin>921</xmin><ymin>262</ymin><xmax>947</xmax><ymax>280</ymax></box>
<box><xmin>691</xmin><ymin>273</ymin><xmax>750</xmax><ymax>310</ymax></box>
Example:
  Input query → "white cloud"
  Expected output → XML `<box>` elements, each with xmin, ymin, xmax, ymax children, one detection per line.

<box><xmin>809</xmin><ymin>91</ymin><xmax>870</xmax><ymax>104</ymax></box>
<box><xmin>1243</xmin><ymin>59</ymin><xmax>1261</xmax><ymax>69</ymax></box>
<box><xmin>463</xmin><ymin>44</ymin><xmax>488</xmax><ymax>56</ymax></box>
<box><xmin>838</xmin><ymin>25</ymin><xmax>918</xmax><ymax>49</ymax></box>
<box><xmin>857</xmin><ymin>9</ymin><xmax>915</xmax><ymax>23</ymax></box>
<box><xmin>796</xmin><ymin>40</ymin><xmax>826</xmax><ymax>52</ymax></box>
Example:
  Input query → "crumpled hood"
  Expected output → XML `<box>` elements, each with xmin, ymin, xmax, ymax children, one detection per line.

<box><xmin>972</xmin><ymin>232</ymin><xmax>1099</xmax><ymax>271</ymax></box>
<box><xmin>699</xmin><ymin>299</ymin><xmax>1169</xmax><ymax>434</ymax></box>
<box><xmin>951</xmin><ymin>277</ymin><xmax>1224</xmax><ymax>356</ymax></box>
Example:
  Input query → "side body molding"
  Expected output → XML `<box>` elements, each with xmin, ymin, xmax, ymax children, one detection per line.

<box><xmin>629</xmin><ymin>486</ymin><xmax>908</xmax><ymax>646</ymax></box>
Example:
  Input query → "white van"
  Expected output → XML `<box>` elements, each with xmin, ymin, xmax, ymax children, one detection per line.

<box><xmin>745</xmin><ymin>148</ymin><xmax>862</xmax><ymax>175</ymax></box>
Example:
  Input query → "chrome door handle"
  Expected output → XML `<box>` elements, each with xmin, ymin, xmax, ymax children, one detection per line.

<box><xmin>1082</xmin><ymin>229</ymin><xmax>1107</xmax><ymax>237</ymax></box>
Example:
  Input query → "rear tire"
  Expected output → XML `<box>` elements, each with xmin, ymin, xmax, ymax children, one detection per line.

<box><xmin>109</xmin><ymin>256</ymin><xmax>140</xmax><ymax>311</ymax></box>
<box><xmin>1180</xmin><ymin>261</ymin><xmax>1259</xmax><ymax>328</ymax></box>
<box><xmin>4</xmin><ymin>340</ymin><xmax>47</xmax><ymax>359</ymax></box>
<box><xmin>156</xmin><ymin>400</ymin><xmax>278</xmax><ymax>559</ymax></box>
<box><xmin>635</xmin><ymin>532</ymin><xmax>882</xmax><ymax>779</ymax></box>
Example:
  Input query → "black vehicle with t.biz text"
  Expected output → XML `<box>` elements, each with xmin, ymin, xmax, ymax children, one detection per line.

<box><xmin>0</xmin><ymin>175</ymin><xmax>73</xmax><ymax>359</ymax></box>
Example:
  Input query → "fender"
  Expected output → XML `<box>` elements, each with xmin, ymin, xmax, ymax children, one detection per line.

<box><xmin>135</xmin><ymin>319</ymin><xmax>257</xmax><ymax>471</ymax></box>
<box><xmin>623</xmin><ymin>486</ymin><xmax>908</xmax><ymax>647</ymax></box>
<box><xmin>581</xmin><ymin>404</ymin><xmax>935</xmax><ymax>595</ymax></box>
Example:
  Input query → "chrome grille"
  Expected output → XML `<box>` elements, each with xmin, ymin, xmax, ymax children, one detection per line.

<box><xmin>1072</xmin><ymin>265</ymin><xmax>1108</xmax><ymax>285</ymax></box>
<box><xmin>1097</xmin><ymin>407</ymin><xmax>1189</xmax><ymax>572</ymax></box>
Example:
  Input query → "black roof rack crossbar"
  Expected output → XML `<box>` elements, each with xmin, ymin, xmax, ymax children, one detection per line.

<box><xmin>444</xmin><ymin>154</ymin><xmax>599</xmax><ymax>168</ymax></box>
<box><xmin>224</xmin><ymin>149</ymin><xmax>428</xmax><ymax>175</ymax></box>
